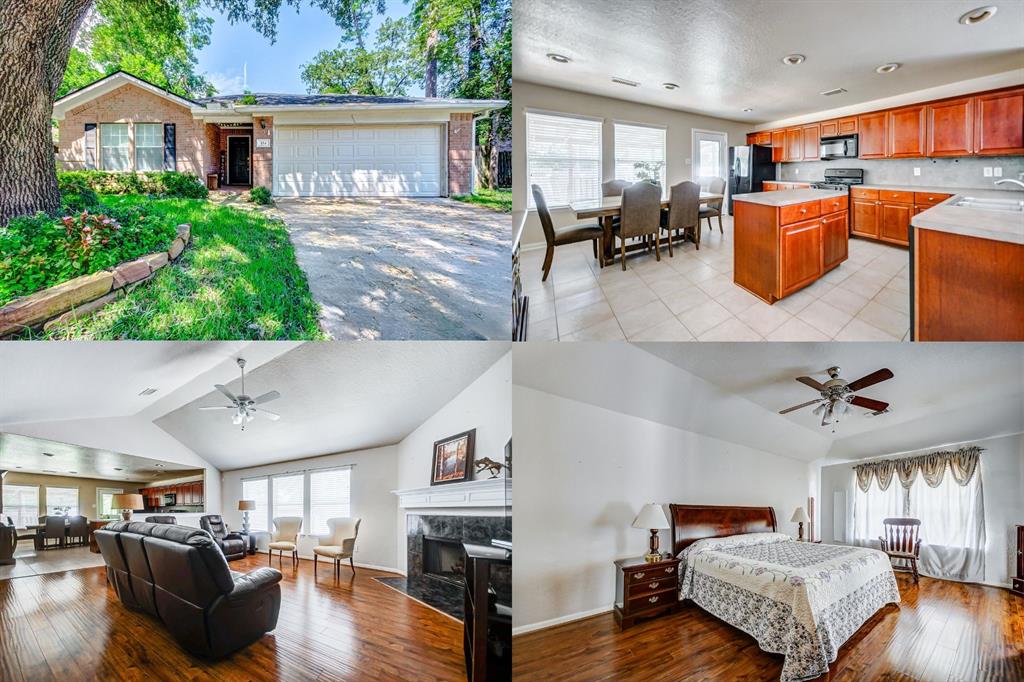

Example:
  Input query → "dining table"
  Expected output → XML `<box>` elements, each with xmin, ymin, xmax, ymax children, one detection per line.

<box><xmin>571</xmin><ymin>191</ymin><xmax>724</xmax><ymax>266</ymax></box>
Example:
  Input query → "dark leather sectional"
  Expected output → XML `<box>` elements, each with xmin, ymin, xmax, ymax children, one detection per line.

<box><xmin>94</xmin><ymin>521</ymin><xmax>281</xmax><ymax>658</ymax></box>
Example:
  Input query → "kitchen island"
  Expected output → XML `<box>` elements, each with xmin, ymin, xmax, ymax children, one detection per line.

<box><xmin>733</xmin><ymin>189</ymin><xmax>850</xmax><ymax>304</ymax></box>
<box><xmin>910</xmin><ymin>189</ymin><xmax>1024</xmax><ymax>340</ymax></box>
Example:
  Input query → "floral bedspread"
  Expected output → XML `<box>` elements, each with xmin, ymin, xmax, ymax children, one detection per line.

<box><xmin>678</xmin><ymin>533</ymin><xmax>900</xmax><ymax>682</ymax></box>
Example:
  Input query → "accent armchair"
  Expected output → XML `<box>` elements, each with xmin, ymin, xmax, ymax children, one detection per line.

<box><xmin>200</xmin><ymin>514</ymin><xmax>247</xmax><ymax>561</ymax></box>
<box><xmin>879</xmin><ymin>517</ymin><xmax>922</xmax><ymax>583</ymax></box>
<box><xmin>269</xmin><ymin>516</ymin><xmax>302</xmax><ymax>569</ymax></box>
<box><xmin>313</xmin><ymin>517</ymin><xmax>361</xmax><ymax>578</ymax></box>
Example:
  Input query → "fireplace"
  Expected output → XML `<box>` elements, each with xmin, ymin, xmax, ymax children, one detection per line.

<box><xmin>423</xmin><ymin>536</ymin><xmax>466</xmax><ymax>586</ymax></box>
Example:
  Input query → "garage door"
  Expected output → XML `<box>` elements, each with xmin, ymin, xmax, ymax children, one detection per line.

<box><xmin>273</xmin><ymin>125</ymin><xmax>442</xmax><ymax>197</ymax></box>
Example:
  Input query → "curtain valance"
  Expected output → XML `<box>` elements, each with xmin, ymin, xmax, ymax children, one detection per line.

<box><xmin>853</xmin><ymin>446</ymin><xmax>983</xmax><ymax>492</ymax></box>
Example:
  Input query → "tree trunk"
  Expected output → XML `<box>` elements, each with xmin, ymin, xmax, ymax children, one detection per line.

<box><xmin>0</xmin><ymin>0</ymin><xmax>94</xmax><ymax>224</ymax></box>
<box><xmin>424</xmin><ymin>28</ymin><xmax>438</xmax><ymax>98</ymax></box>
<box><xmin>488</xmin><ymin>111</ymin><xmax>500</xmax><ymax>189</ymax></box>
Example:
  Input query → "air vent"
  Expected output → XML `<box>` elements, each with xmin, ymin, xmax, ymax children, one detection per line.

<box><xmin>43</xmin><ymin>452</ymin><xmax>55</xmax><ymax>457</ymax></box>
<box><xmin>139</xmin><ymin>387</ymin><xmax>158</xmax><ymax>396</ymax></box>
<box><xmin>820</xmin><ymin>87</ymin><xmax>847</xmax><ymax>97</ymax></box>
<box><xmin>611</xmin><ymin>76</ymin><xmax>639</xmax><ymax>87</ymax></box>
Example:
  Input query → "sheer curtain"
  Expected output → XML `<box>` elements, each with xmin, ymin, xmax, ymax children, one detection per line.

<box><xmin>910</xmin><ymin>472</ymin><xmax>985</xmax><ymax>582</ymax></box>
<box><xmin>852</xmin><ymin>473</ymin><xmax>903</xmax><ymax>549</ymax></box>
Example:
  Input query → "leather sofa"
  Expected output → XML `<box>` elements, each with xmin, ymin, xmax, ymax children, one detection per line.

<box><xmin>94</xmin><ymin>521</ymin><xmax>281</xmax><ymax>658</ymax></box>
<box><xmin>145</xmin><ymin>515</ymin><xmax>178</xmax><ymax>524</ymax></box>
<box><xmin>200</xmin><ymin>515</ymin><xmax>246</xmax><ymax>561</ymax></box>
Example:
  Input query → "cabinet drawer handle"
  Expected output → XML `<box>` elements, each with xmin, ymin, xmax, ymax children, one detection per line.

<box><xmin>649</xmin><ymin>581</ymin><xmax>660</xmax><ymax>589</ymax></box>
<box><xmin>800</xmin><ymin>208</ymin><xmax>807</xmax><ymax>213</ymax></box>
<box><xmin>664</xmin><ymin>566</ymin><xmax>675</xmax><ymax>574</ymax></box>
<box><xmin>648</xmin><ymin>596</ymin><xmax>659</xmax><ymax>604</ymax></box>
<box><xmin>634</xmin><ymin>572</ymin><xmax>645</xmax><ymax>580</ymax></box>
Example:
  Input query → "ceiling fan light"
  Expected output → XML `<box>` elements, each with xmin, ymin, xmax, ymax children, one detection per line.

<box><xmin>812</xmin><ymin>403</ymin><xmax>826</xmax><ymax>416</ymax></box>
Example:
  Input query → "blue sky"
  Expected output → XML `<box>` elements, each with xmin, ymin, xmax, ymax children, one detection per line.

<box><xmin>196</xmin><ymin>0</ymin><xmax>422</xmax><ymax>96</ymax></box>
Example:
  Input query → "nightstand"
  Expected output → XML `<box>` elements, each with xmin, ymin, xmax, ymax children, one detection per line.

<box><xmin>613</xmin><ymin>555</ymin><xmax>681</xmax><ymax>629</ymax></box>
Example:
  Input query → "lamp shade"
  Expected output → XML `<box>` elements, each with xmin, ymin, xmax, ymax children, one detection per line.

<box><xmin>112</xmin><ymin>493</ymin><xmax>144</xmax><ymax>511</ymax></box>
<box><xmin>790</xmin><ymin>506</ymin><xmax>809</xmax><ymax>524</ymax></box>
<box><xmin>238</xmin><ymin>500</ymin><xmax>256</xmax><ymax>511</ymax></box>
<box><xmin>632</xmin><ymin>503</ymin><xmax>670</xmax><ymax>530</ymax></box>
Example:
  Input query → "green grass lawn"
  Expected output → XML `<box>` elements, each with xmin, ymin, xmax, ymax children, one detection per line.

<box><xmin>39</xmin><ymin>195</ymin><xmax>326</xmax><ymax>340</ymax></box>
<box><xmin>451</xmin><ymin>188</ymin><xmax>511</xmax><ymax>212</ymax></box>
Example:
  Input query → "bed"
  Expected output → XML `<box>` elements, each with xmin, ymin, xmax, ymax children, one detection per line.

<box><xmin>669</xmin><ymin>504</ymin><xmax>900</xmax><ymax>682</ymax></box>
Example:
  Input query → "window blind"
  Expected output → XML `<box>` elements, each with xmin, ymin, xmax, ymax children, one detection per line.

<box><xmin>45</xmin><ymin>487</ymin><xmax>79</xmax><ymax>516</ymax></box>
<box><xmin>271</xmin><ymin>474</ymin><xmax>304</xmax><ymax>527</ymax></box>
<box><xmin>3</xmin><ymin>484</ymin><xmax>38</xmax><ymax>528</ymax></box>
<box><xmin>242</xmin><ymin>478</ymin><xmax>269</xmax><ymax>532</ymax></box>
<box><xmin>309</xmin><ymin>468</ymin><xmax>351</xmax><ymax>535</ymax></box>
<box><xmin>101</xmin><ymin>123</ymin><xmax>130</xmax><ymax>171</ymax></box>
<box><xmin>526</xmin><ymin>111</ymin><xmax>602</xmax><ymax>208</ymax></box>
<box><xmin>614</xmin><ymin>123</ymin><xmax>666</xmax><ymax>185</ymax></box>
<box><xmin>135</xmin><ymin>123</ymin><xmax>163</xmax><ymax>171</ymax></box>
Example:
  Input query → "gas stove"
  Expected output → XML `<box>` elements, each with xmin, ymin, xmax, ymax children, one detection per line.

<box><xmin>810</xmin><ymin>168</ymin><xmax>864</xmax><ymax>192</ymax></box>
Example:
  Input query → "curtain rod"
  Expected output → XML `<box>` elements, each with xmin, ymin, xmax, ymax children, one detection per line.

<box><xmin>849</xmin><ymin>445</ymin><xmax>985</xmax><ymax>469</ymax></box>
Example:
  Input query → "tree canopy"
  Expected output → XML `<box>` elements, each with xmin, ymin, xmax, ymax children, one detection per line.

<box><xmin>300</xmin><ymin>18</ymin><xmax>422</xmax><ymax>96</ymax></box>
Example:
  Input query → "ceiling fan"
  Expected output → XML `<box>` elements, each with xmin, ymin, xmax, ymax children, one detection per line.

<box><xmin>199</xmin><ymin>358</ymin><xmax>281</xmax><ymax>431</ymax></box>
<box><xmin>778</xmin><ymin>366</ymin><xmax>893</xmax><ymax>432</ymax></box>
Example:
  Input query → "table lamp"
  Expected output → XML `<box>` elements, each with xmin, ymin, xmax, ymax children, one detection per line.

<box><xmin>632</xmin><ymin>503</ymin><xmax>671</xmax><ymax>562</ymax></box>
<box><xmin>238</xmin><ymin>500</ymin><xmax>255</xmax><ymax>534</ymax></box>
<box><xmin>791</xmin><ymin>506</ymin><xmax>809</xmax><ymax>541</ymax></box>
<box><xmin>112</xmin><ymin>493</ymin><xmax>144</xmax><ymax>521</ymax></box>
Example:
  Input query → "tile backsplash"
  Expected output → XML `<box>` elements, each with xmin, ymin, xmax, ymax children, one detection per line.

<box><xmin>778</xmin><ymin>156</ymin><xmax>1024</xmax><ymax>189</ymax></box>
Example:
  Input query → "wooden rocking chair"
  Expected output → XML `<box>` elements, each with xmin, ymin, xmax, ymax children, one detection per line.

<box><xmin>879</xmin><ymin>517</ymin><xmax>922</xmax><ymax>583</ymax></box>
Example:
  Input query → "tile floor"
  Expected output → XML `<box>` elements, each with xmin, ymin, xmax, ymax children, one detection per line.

<box><xmin>0</xmin><ymin>540</ymin><xmax>105</xmax><ymax>580</ymax></box>
<box><xmin>520</xmin><ymin>214</ymin><xmax>911</xmax><ymax>342</ymax></box>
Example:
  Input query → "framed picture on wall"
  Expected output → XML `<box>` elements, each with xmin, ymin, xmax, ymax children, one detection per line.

<box><xmin>430</xmin><ymin>429</ymin><xmax>476</xmax><ymax>485</ymax></box>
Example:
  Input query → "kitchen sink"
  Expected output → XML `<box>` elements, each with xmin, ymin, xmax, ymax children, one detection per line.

<box><xmin>952</xmin><ymin>197</ymin><xmax>1024</xmax><ymax>212</ymax></box>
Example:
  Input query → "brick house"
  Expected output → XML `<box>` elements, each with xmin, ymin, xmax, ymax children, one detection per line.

<box><xmin>52</xmin><ymin>71</ymin><xmax>506</xmax><ymax>198</ymax></box>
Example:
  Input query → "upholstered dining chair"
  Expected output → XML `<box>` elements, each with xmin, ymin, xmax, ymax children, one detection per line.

<box><xmin>602</xmin><ymin>179</ymin><xmax>631</xmax><ymax>197</ymax></box>
<box><xmin>269</xmin><ymin>516</ymin><xmax>302</xmax><ymax>569</ymax></box>
<box><xmin>313</xmin><ymin>517</ymin><xmax>361</xmax><ymax>578</ymax></box>
<box><xmin>532</xmin><ymin>184</ymin><xmax>604</xmax><ymax>281</ymax></box>
<box><xmin>67</xmin><ymin>515</ymin><xmax>88</xmax><ymax>547</ymax></box>
<box><xmin>700</xmin><ymin>177</ymin><xmax>727</xmax><ymax>234</ymax></box>
<box><xmin>613</xmin><ymin>181</ymin><xmax>662</xmax><ymax>270</ymax></box>
<box><xmin>661</xmin><ymin>181</ymin><xmax>702</xmax><ymax>255</ymax></box>
<box><xmin>879</xmin><ymin>517</ymin><xmax>922</xmax><ymax>583</ymax></box>
<box><xmin>43</xmin><ymin>516</ymin><xmax>65</xmax><ymax>549</ymax></box>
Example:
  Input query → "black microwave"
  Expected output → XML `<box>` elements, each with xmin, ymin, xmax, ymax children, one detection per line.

<box><xmin>820</xmin><ymin>134</ymin><xmax>858</xmax><ymax>160</ymax></box>
<box><xmin>163</xmin><ymin>493</ymin><xmax>177</xmax><ymax>506</ymax></box>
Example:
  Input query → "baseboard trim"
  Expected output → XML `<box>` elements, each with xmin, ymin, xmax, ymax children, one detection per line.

<box><xmin>512</xmin><ymin>605</ymin><xmax>612</xmax><ymax>637</ymax></box>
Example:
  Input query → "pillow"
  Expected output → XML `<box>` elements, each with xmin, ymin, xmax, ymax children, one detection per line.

<box><xmin>679</xmin><ymin>532</ymin><xmax>791</xmax><ymax>560</ymax></box>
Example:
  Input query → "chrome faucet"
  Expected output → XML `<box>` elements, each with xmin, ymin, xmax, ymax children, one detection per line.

<box><xmin>994</xmin><ymin>178</ymin><xmax>1024</xmax><ymax>189</ymax></box>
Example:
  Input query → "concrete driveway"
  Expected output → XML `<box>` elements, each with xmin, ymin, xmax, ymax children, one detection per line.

<box><xmin>271</xmin><ymin>198</ymin><xmax>510</xmax><ymax>340</ymax></box>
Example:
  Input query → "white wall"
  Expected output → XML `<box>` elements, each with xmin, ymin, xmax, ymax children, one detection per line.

<box><xmin>394</xmin><ymin>352</ymin><xmax>512</xmax><ymax>574</ymax></box>
<box><xmin>513</xmin><ymin>384</ymin><xmax>811</xmax><ymax>634</ymax></box>
<box><xmin>220</xmin><ymin>445</ymin><xmax>399</xmax><ymax>572</ymax></box>
<box><xmin>513</xmin><ymin>80</ymin><xmax>751</xmax><ymax>248</ymax></box>
<box><xmin>817</xmin><ymin>433</ymin><xmax>1024</xmax><ymax>589</ymax></box>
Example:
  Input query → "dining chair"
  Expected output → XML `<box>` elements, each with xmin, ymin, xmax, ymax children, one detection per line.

<box><xmin>67</xmin><ymin>515</ymin><xmax>88</xmax><ymax>547</ymax></box>
<box><xmin>269</xmin><ymin>516</ymin><xmax>302</xmax><ymax>569</ymax></box>
<box><xmin>661</xmin><ymin>181</ymin><xmax>701</xmax><ymax>255</ymax></box>
<box><xmin>700</xmin><ymin>177</ymin><xmax>727</xmax><ymax>234</ymax></box>
<box><xmin>313</xmin><ymin>517</ymin><xmax>361</xmax><ymax>578</ymax></box>
<box><xmin>43</xmin><ymin>516</ymin><xmax>66</xmax><ymax>549</ymax></box>
<box><xmin>879</xmin><ymin>517</ymin><xmax>922</xmax><ymax>583</ymax></box>
<box><xmin>531</xmin><ymin>184</ymin><xmax>604</xmax><ymax>281</ymax></box>
<box><xmin>7</xmin><ymin>517</ymin><xmax>33</xmax><ymax>542</ymax></box>
<box><xmin>613</xmin><ymin>182</ymin><xmax>662</xmax><ymax>270</ymax></box>
<box><xmin>602</xmin><ymin>179</ymin><xmax>631</xmax><ymax>197</ymax></box>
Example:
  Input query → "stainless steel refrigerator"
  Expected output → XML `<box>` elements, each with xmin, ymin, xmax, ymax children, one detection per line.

<box><xmin>728</xmin><ymin>144</ymin><xmax>776</xmax><ymax>215</ymax></box>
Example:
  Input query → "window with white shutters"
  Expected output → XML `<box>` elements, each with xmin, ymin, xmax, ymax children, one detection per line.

<box><xmin>271</xmin><ymin>474</ymin><xmax>304</xmax><ymax>525</ymax></box>
<box><xmin>309</xmin><ymin>468</ymin><xmax>351</xmax><ymax>535</ymax></box>
<box><xmin>614</xmin><ymin>123</ymin><xmax>666</xmax><ymax>186</ymax></box>
<box><xmin>525</xmin><ymin>111</ymin><xmax>602</xmax><ymax>208</ymax></box>
<box><xmin>242</xmin><ymin>478</ymin><xmax>269</xmax><ymax>532</ymax></box>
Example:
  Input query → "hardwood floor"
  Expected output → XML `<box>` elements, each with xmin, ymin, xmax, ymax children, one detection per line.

<box><xmin>513</xmin><ymin>574</ymin><xmax>1024</xmax><ymax>681</ymax></box>
<box><xmin>0</xmin><ymin>553</ymin><xmax>465</xmax><ymax>681</ymax></box>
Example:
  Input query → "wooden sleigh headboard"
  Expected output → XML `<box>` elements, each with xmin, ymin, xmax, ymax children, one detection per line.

<box><xmin>669</xmin><ymin>504</ymin><xmax>778</xmax><ymax>557</ymax></box>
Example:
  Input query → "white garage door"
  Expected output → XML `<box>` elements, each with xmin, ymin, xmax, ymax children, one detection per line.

<box><xmin>273</xmin><ymin>125</ymin><xmax>442</xmax><ymax>197</ymax></box>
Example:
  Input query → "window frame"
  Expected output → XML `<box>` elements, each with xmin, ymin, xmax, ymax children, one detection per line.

<box><xmin>241</xmin><ymin>477</ymin><xmax>270</xmax><ymax>533</ymax></box>
<box><xmin>2</xmin><ymin>483</ymin><xmax>40</xmax><ymax>528</ymax></box>
<box><xmin>45</xmin><ymin>486</ymin><xmax>80</xmax><ymax>516</ymax></box>
<box><xmin>308</xmin><ymin>467</ymin><xmax>352</xmax><ymax>536</ymax></box>
<box><xmin>613</xmin><ymin>120</ymin><xmax>667</xmax><ymax>187</ymax></box>
<box><xmin>242</xmin><ymin>465</ymin><xmax>355</xmax><ymax>538</ymax></box>
<box><xmin>100</xmin><ymin>123</ymin><xmax>131</xmax><ymax>172</ymax></box>
<box><xmin>96</xmin><ymin>487</ymin><xmax>124</xmax><ymax>520</ymax></box>
<box><xmin>525</xmin><ymin>109</ymin><xmax>603</xmax><ymax>210</ymax></box>
<box><xmin>134</xmin><ymin>122</ymin><xmax>163</xmax><ymax>172</ymax></box>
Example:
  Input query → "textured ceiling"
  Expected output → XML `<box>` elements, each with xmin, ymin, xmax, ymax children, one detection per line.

<box><xmin>514</xmin><ymin>0</ymin><xmax>1024</xmax><ymax>123</ymax></box>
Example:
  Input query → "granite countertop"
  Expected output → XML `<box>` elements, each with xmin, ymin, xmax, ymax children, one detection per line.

<box><xmin>911</xmin><ymin>189</ymin><xmax>1024</xmax><ymax>245</ymax></box>
<box><xmin>733</xmin><ymin>188</ymin><xmax>846</xmax><ymax>207</ymax></box>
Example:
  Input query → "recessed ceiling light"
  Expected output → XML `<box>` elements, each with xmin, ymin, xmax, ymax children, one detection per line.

<box><xmin>959</xmin><ymin>5</ymin><xmax>997</xmax><ymax>24</ymax></box>
<box><xmin>113</xmin><ymin>467</ymin><xmax>123</xmax><ymax>471</ymax></box>
<box><xmin>742</xmin><ymin>107</ymin><xmax>754</xmax><ymax>112</ymax></box>
<box><xmin>611</xmin><ymin>76</ymin><xmax>640</xmax><ymax>87</ymax></box>
<box><xmin>662</xmin><ymin>82</ymin><xmax>679</xmax><ymax>90</ymax></box>
<box><xmin>546</xmin><ymin>53</ymin><xmax>571</xmax><ymax>64</ymax></box>
<box><xmin>782</xmin><ymin>54</ymin><xmax>805</xmax><ymax>66</ymax></box>
<box><xmin>875</xmin><ymin>63</ymin><xmax>900</xmax><ymax>74</ymax></box>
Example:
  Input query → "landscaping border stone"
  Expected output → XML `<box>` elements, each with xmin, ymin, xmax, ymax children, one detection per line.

<box><xmin>0</xmin><ymin>223</ymin><xmax>191</xmax><ymax>337</ymax></box>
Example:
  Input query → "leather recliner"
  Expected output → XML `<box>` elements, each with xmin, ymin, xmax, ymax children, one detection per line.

<box><xmin>94</xmin><ymin>521</ymin><xmax>281</xmax><ymax>658</ymax></box>
<box><xmin>200</xmin><ymin>514</ymin><xmax>246</xmax><ymax>561</ymax></box>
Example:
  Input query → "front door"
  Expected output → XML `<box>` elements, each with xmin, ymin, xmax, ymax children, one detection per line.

<box><xmin>228</xmin><ymin>136</ymin><xmax>251</xmax><ymax>185</ymax></box>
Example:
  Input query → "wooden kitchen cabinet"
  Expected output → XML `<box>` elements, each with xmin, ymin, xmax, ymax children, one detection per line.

<box><xmin>850</xmin><ymin>188</ymin><xmax>881</xmax><ymax>239</ymax></box>
<box><xmin>858</xmin><ymin>112</ymin><xmax>888</xmax><ymax>158</ymax></box>
<box><xmin>785</xmin><ymin>127</ymin><xmax>803</xmax><ymax>161</ymax></box>
<box><xmin>820</xmin><ymin>120</ymin><xmax>838</xmax><ymax>137</ymax></box>
<box><xmin>781</xmin><ymin>219</ymin><xmax>822</xmax><ymax>297</ymax></box>
<box><xmin>880</xmin><ymin>201</ymin><xmax>913</xmax><ymax>245</ymax></box>
<box><xmin>974</xmin><ymin>87</ymin><xmax>1024</xmax><ymax>155</ymax></box>
<box><xmin>927</xmin><ymin>96</ymin><xmax>973</xmax><ymax>157</ymax></box>
<box><xmin>771</xmin><ymin>130</ymin><xmax>785</xmax><ymax>162</ymax></box>
<box><xmin>755</xmin><ymin>131</ymin><xmax>772</xmax><ymax>145</ymax></box>
<box><xmin>887</xmin><ymin>105</ymin><xmax>926</xmax><ymax>158</ymax></box>
<box><xmin>837</xmin><ymin>117</ymin><xmax>858</xmax><ymax>134</ymax></box>
<box><xmin>802</xmin><ymin>124</ymin><xmax>820</xmax><ymax>160</ymax></box>
<box><xmin>822</xmin><ymin>211</ymin><xmax>849</xmax><ymax>271</ymax></box>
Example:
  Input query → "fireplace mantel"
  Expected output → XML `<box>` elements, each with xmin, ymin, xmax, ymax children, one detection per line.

<box><xmin>391</xmin><ymin>478</ymin><xmax>508</xmax><ymax>510</ymax></box>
